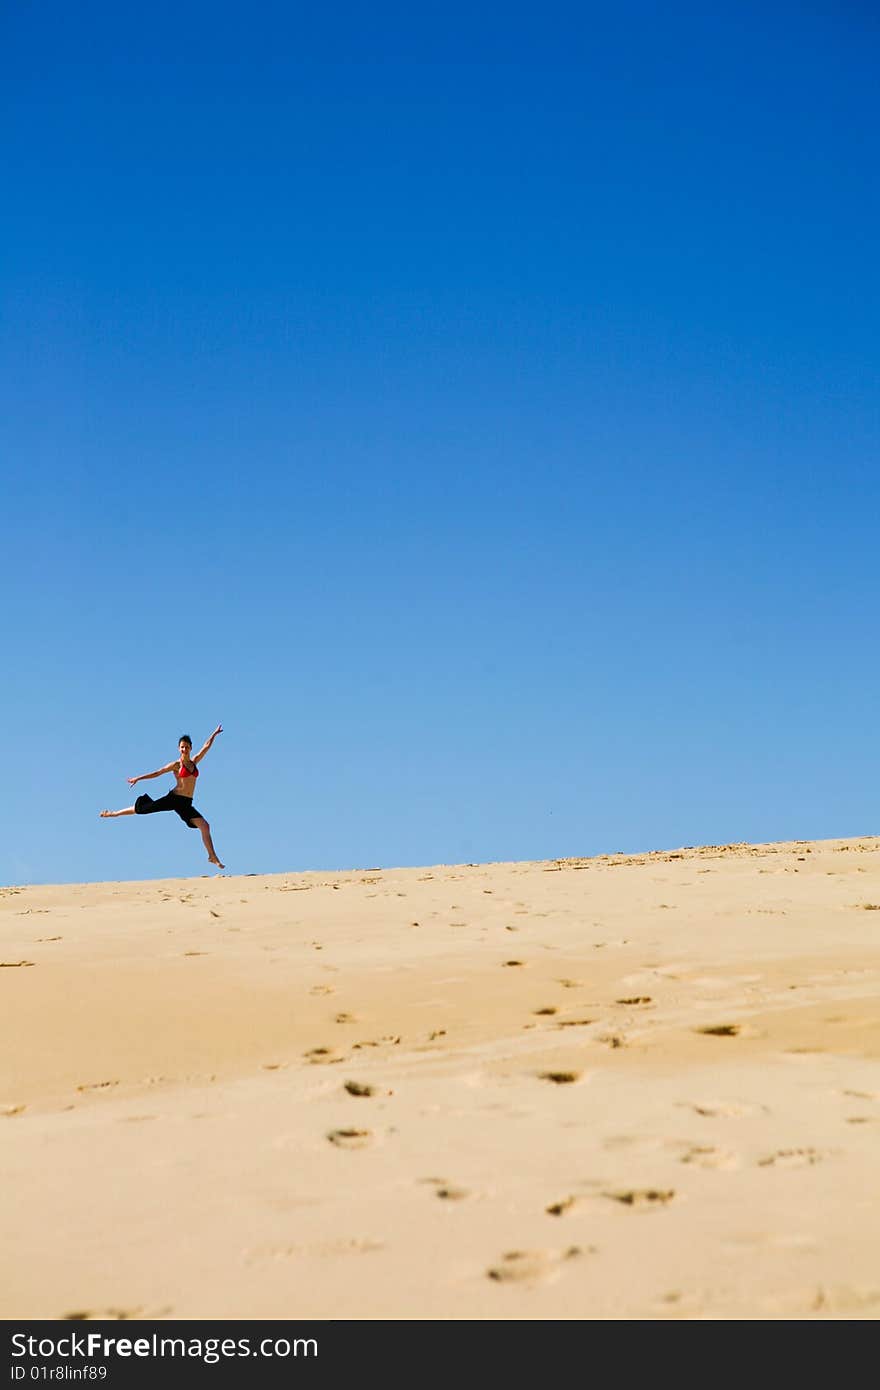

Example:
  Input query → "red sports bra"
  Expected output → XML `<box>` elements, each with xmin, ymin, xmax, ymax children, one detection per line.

<box><xmin>178</xmin><ymin>761</ymin><xmax>199</xmax><ymax>780</ymax></box>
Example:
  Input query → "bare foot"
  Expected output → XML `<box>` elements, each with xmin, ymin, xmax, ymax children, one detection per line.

<box><xmin>100</xmin><ymin>810</ymin><xmax>114</xmax><ymax>818</ymax></box>
<box><xmin>208</xmin><ymin>856</ymin><xmax>225</xmax><ymax>869</ymax></box>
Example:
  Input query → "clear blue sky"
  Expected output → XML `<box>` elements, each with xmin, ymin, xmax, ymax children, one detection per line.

<box><xmin>2</xmin><ymin>2</ymin><xmax>878</xmax><ymax>885</ymax></box>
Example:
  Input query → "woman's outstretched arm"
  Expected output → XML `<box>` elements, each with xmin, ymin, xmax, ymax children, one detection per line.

<box><xmin>128</xmin><ymin>762</ymin><xmax>176</xmax><ymax>787</ymax></box>
<box><xmin>194</xmin><ymin>724</ymin><xmax>223</xmax><ymax>764</ymax></box>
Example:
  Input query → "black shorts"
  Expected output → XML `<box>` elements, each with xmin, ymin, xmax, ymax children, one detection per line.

<box><xmin>134</xmin><ymin>791</ymin><xmax>203</xmax><ymax>828</ymax></box>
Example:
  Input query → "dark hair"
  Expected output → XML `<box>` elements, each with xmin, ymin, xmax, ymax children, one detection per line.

<box><xmin>179</xmin><ymin>734</ymin><xmax>193</xmax><ymax>746</ymax></box>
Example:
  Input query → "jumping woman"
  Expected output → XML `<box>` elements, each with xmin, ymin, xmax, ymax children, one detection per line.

<box><xmin>100</xmin><ymin>725</ymin><xmax>225</xmax><ymax>869</ymax></box>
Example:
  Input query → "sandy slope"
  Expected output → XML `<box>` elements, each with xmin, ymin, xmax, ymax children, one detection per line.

<box><xmin>2</xmin><ymin>837</ymin><xmax>880</xmax><ymax>1321</ymax></box>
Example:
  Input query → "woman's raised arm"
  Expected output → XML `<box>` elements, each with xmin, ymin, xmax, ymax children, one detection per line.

<box><xmin>194</xmin><ymin>724</ymin><xmax>223</xmax><ymax>764</ymax></box>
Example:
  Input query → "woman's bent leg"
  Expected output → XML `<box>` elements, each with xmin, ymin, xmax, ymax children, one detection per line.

<box><xmin>191</xmin><ymin>817</ymin><xmax>224</xmax><ymax>868</ymax></box>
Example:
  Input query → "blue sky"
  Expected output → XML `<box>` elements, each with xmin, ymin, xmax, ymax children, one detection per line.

<box><xmin>2</xmin><ymin>2</ymin><xmax>878</xmax><ymax>884</ymax></box>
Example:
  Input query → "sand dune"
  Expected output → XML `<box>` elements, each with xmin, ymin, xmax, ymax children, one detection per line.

<box><xmin>3</xmin><ymin>837</ymin><xmax>880</xmax><ymax>1321</ymax></box>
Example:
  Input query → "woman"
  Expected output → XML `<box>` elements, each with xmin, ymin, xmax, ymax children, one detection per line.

<box><xmin>100</xmin><ymin>725</ymin><xmax>225</xmax><ymax>869</ymax></box>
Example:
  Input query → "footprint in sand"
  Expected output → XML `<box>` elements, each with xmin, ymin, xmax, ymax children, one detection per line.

<box><xmin>344</xmin><ymin>1081</ymin><xmax>375</xmax><ymax>1097</ymax></box>
<box><xmin>758</xmin><ymin>1148</ymin><xmax>824</xmax><ymax>1168</ymax></box>
<box><xmin>679</xmin><ymin>1145</ymin><xmax>738</xmax><ymax>1169</ymax></box>
<box><xmin>335</xmin><ymin>1012</ymin><xmax>359</xmax><ymax>1024</ymax></box>
<box><xmin>681</xmin><ymin>1100</ymin><xmax>762</xmax><ymax>1119</ymax></box>
<box><xmin>2</xmin><ymin>1105</ymin><xmax>26</xmax><ymax>1117</ymax></box>
<box><xmin>695</xmin><ymin>1024</ymin><xmax>742</xmax><ymax>1037</ymax></box>
<box><xmin>422</xmin><ymin>1178</ymin><xmax>470</xmax><ymax>1201</ymax></box>
<box><xmin>604</xmin><ymin>1188</ymin><xmax>676</xmax><ymax>1208</ymax></box>
<box><xmin>0</xmin><ymin>960</ymin><xmax>35</xmax><ymax>968</ymax></box>
<box><xmin>808</xmin><ymin>1285</ymin><xmax>880</xmax><ymax>1313</ymax></box>
<box><xmin>486</xmin><ymin>1247</ymin><xmax>584</xmax><ymax>1284</ymax></box>
<box><xmin>538</xmin><ymin>1070</ymin><xmax>582</xmax><ymax>1085</ymax></box>
<box><xmin>603</xmin><ymin>1134</ymin><xmax>667</xmax><ymax>1153</ymax></box>
<box><xmin>533</xmin><ymin>1007</ymin><xmax>558</xmax><ymax>1016</ymax></box>
<box><xmin>304</xmin><ymin>1047</ymin><xmax>344</xmax><ymax>1065</ymax></box>
<box><xmin>545</xmin><ymin>1196</ymin><xmax>585</xmax><ymax>1217</ymax></box>
<box><xmin>327</xmin><ymin>1128</ymin><xmax>373</xmax><ymax>1149</ymax></box>
<box><xmin>75</xmin><ymin>1080</ymin><xmax>119</xmax><ymax>1093</ymax></box>
<box><xmin>309</xmin><ymin>985</ymin><xmax>336</xmax><ymax>996</ymax></box>
<box><xmin>62</xmin><ymin>1308</ymin><xmax>143</xmax><ymax>1321</ymax></box>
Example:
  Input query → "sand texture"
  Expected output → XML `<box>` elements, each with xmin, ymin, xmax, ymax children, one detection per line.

<box><xmin>3</xmin><ymin>837</ymin><xmax>880</xmax><ymax>1321</ymax></box>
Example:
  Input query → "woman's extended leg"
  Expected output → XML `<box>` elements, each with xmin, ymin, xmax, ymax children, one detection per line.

<box><xmin>191</xmin><ymin>817</ymin><xmax>224</xmax><ymax>868</ymax></box>
<box><xmin>100</xmin><ymin>806</ymin><xmax>136</xmax><ymax>817</ymax></box>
